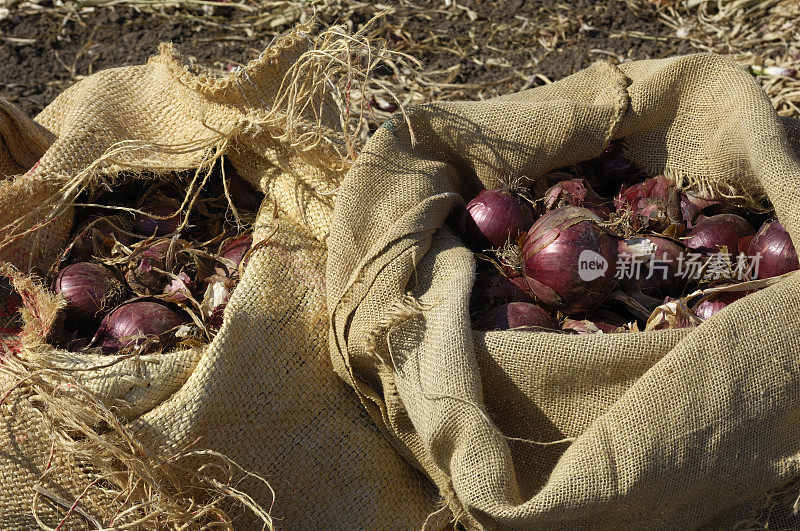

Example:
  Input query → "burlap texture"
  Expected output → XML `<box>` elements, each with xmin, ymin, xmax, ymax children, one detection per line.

<box><xmin>0</xmin><ymin>27</ymin><xmax>440</xmax><ymax>528</ymax></box>
<box><xmin>328</xmin><ymin>53</ymin><xmax>800</xmax><ymax>528</ymax></box>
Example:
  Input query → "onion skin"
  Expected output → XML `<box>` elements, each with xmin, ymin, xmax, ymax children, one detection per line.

<box><xmin>544</xmin><ymin>178</ymin><xmax>611</xmax><ymax>218</ymax></box>
<box><xmin>69</xmin><ymin>217</ymin><xmax>132</xmax><ymax>261</ymax></box>
<box><xmin>748</xmin><ymin>220</ymin><xmax>799</xmax><ymax>279</ymax></box>
<box><xmin>54</xmin><ymin>263</ymin><xmax>127</xmax><ymax>327</ymax></box>
<box><xmin>562</xmin><ymin>319</ymin><xmax>620</xmax><ymax>334</ymax></box>
<box><xmin>474</xmin><ymin>302</ymin><xmax>557</xmax><ymax>332</ymax></box>
<box><xmin>134</xmin><ymin>200</ymin><xmax>181</xmax><ymax>237</ymax></box>
<box><xmin>459</xmin><ymin>189</ymin><xmax>536</xmax><ymax>251</ymax></box>
<box><xmin>692</xmin><ymin>291</ymin><xmax>746</xmax><ymax>320</ymax></box>
<box><xmin>520</xmin><ymin>206</ymin><xmax>620</xmax><ymax>314</ymax></box>
<box><xmin>94</xmin><ymin>300</ymin><xmax>185</xmax><ymax>352</ymax></box>
<box><xmin>684</xmin><ymin>214</ymin><xmax>754</xmax><ymax>255</ymax></box>
<box><xmin>636</xmin><ymin>235</ymin><xmax>686</xmax><ymax>298</ymax></box>
<box><xmin>679</xmin><ymin>192</ymin><xmax>718</xmax><ymax>228</ymax></box>
<box><xmin>614</xmin><ymin>175</ymin><xmax>682</xmax><ymax>231</ymax></box>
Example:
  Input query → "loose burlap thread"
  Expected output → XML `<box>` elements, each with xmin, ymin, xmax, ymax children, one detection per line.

<box><xmin>0</xmin><ymin>25</ymin><xmax>441</xmax><ymax>529</ymax></box>
<box><xmin>328</xmin><ymin>53</ymin><xmax>800</xmax><ymax>529</ymax></box>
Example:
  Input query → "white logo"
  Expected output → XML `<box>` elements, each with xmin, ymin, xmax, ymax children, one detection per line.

<box><xmin>578</xmin><ymin>249</ymin><xmax>608</xmax><ymax>282</ymax></box>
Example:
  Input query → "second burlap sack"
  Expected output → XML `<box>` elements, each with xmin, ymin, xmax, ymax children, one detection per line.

<box><xmin>328</xmin><ymin>53</ymin><xmax>800</xmax><ymax>528</ymax></box>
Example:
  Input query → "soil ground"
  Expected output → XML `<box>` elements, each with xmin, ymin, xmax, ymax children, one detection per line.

<box><xmin>0</xmin><ymin>1</ymin><xmax>697</xmax><ymax>118</ymax></box>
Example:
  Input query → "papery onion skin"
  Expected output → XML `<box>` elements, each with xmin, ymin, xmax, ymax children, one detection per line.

<box><xmin>134</xmin><ymin>200</ymin><xmax>181</xmax><ymax>237</ymax></box>
<box><xmin>544</xmin><ymin>178</ymin><xmax>611</xmax><ymax>218</ymax></box>
<box><xmin>692</xmin><ymin>291</ymin><xmax>746</xmax><ymax>320</ymax></box>
<box><xmin>679</xmin><ymin>192</ymin><xmax>718</xmax><ymax>228</ymax></box>
<box><xmin>684</xmin><ymin>214</ymin><xmax>754</xmax><ymax>255</ymax></box>
<box><xmin>748</xmin><ymin>219</ymin><xmax>799</xmax><ymax>279</ymax></box>
<box><xmin>636</xmin><ymin>235</ymin><xmax>686</xmax><ymax>298</ymax></box>
<box><xmin>562</xmin><ymin>318</ymin><xmax>620</xmax><ymax>334</ymax></box>
<box><xmin>54</xmin><ymin>262</ymin><xmax>127</xmax><ymax>326</ymax></box>
<box><xmin>459</xmin><ymin>189</ymin><xmax>536</xmax><ymax>251</ymax></box>
<box><xmin>94</xmin><ymin>300</ymin><xmax>185</xmax><ymax>352</ymax></box>
<box><xmin>475</xmin><ymin>302</ymin><xmax>557</xmax><ymax>332</ymax></box>
<box><xmin>614</xmin><ymin>175</ymin><xmax>682</xmax><ymax>231</ymax></box>
<box><xmin>520</xmin><ymin>206</ymin><xmax>620</xmax><ymax>314</ymax></box>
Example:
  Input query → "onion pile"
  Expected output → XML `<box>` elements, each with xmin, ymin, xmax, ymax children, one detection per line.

<box><xmin>459</xmin><ymin>143</ymin><xmax>796</xmax><ymax>333</ymax></box>
<box><xmin>44</xmin><ymin>158</ymin><xmax>261</xmax><ymax>354</ymax></box>
<box><xmin>459</xmin><ymin>188</ymin><xmax>535</xmax><ymax>250</ymax></box>
<box><xmin>748</xmin><ymin>220</ymin><xmax>799</xmax><ymax>279</ymax></box>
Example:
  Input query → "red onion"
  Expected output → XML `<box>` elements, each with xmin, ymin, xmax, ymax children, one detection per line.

<box><xmin>474</xmin><ymin>302</ymin><xmax>557</xmax><ymax>332</ymax></box>
<box><xmin>219</xmin><ymin>234</ymin><xmax>252</xmax><ymax>276</ymax></box>
<box><xmin>459</xmin><ymin>189</ymin><xmax>536</xmax><ymax>251</ymax></box>
<box><xmin>227</xmin><ymin>171</ymin><xmax>264</xmax><ymax>213</ymax></box>
<box><xmin>544</xmin><ymin>178</ymin><xmax>611</xmax><ymax>218</ymax></box>
<box><xmin>679</xmin><ymin>192</ymin><xmax>718</xmax><ymax>228</ymax></box>
<box><xmin>471</xmin><ymin>267</ymin><xmax>533</xmax><ymax>306</ymax></box>
<box><xmin>134</xmin><ymin>199</ymin><xmax>181</xmax><ymax>237</ymax></box>
<box><xmin>636</xmin><ymin>235</ymin><xmax>686</xmax><ymax>298</ymax></box>
<box><xmin>163</xmin><ymin>272</ymin><xmax>194</xmax><ymax>303</ymax></box>
<box><xmin>93</xmin><ymin>300</ymin><xmax>185</xmax><ymax>352</ymax></box>
<box><xmin>614</xmin><ymin>175</ymin><xmax>683</xmax><ymax>231</ymax></box>
<box><xmin>54</xmin><ymin>263</ymin><xmax>127</xmax><ymax>327</ymax></box>
<box><xmin>595</xmin><ymin>142</ymin><xmax>636</xmax><ymax>182</ymax></box>
<box><xmin>684</xmin><ymin>214</ymin><xmax>754</xmax><ymax>255</ymax></box>
<box><xmin>69</xmin><ymin>217</ymin><xmax>132</xmax><ymax>261</ymax></box>
<box><xmin>692</xmin><ymin>291</ymin><xmax>747</xmax><ymax>320</ymax></box>
<box><xmin>748</xmin><ymin>219</ymin><xmax>799</xmax><ymax>279</ymax></box>
<box><xmin>520</xmin><ymin>206</ymin><xmax>620</xmax><ymax>314</ymax></box>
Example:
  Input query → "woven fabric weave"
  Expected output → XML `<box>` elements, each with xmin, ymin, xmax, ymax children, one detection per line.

<box><xmin>0</xmin><ymin>28</ymin><xmax>439</xmax><ymax>528</ymax></box>
<box><xmin>328</xmin><ymin>53</ymin><xmax>800</xmax><ymax>529</ymax></box>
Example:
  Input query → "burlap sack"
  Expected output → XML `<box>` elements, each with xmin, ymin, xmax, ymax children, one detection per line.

<box><xmin>328</xmin><ymin>53</ymin><xmax>800</xmax><ymax>529</ymax></box>
<box><xmin>0</xmin><ymin>27</ymin><xmax>440</xmax><ymax>528</ymax></box>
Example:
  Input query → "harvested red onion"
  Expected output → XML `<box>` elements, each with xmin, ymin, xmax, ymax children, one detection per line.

<box><xmin>471</xmin><ymin>267</ymin><xmax>533</xmax><ymax>306</ymax></box>
<box><xmin>692</xmin><ymin>291</ymin><xmax>747</xmax><ymax>320</ymax></box>
<box><xmin>54</xmin><ymin>263</ymin><xmax>127</xmax><ymax>326</ymax></box>
<box><xmin>69</xmin><ymin>217</ymin><xmax>132</xmax><ymax>261</ymax></box>
<box><xmin>636</xmin><ymin>235</ymin><xmax>686</xmax><ymax>298</ymax></box>
<box><xmin>163</xmin><ymin>272</ymin><xmax>194</xmax><ymax>303</ymax></box>
<box><xmin>614</xmin><ymin>175</ymin><xmax>682</xmax><ymax>231</ymax></box>
<box><xmin>684</xmin><ymin>214</ymin><xmax>754</xmax><ymax>255</ymax></box>
<box><xmin>134</xmin><ymin>199</ymin><xmax>181</xmax><ymax>237</ymax></box>
<box><xmin>459</xmin><ymin>189</ymin><xmax>536</xmax><ymax>251</ymax></box>
<box><xmin>125</xmin><ymin>242</ymin><xmax>175</xmax><ymax>295</ymax></box>
<box><xmin>679</xmin><ymin>192</ymin><xmax>718</xmax><ymax>228</ymax></box>
<box><xmin>474</xmin><ymin>302</ymin><xmax>557</xmax><ymax>332</ymax></box>
<box><xmin>520</xmin><ymin>206</ymin><xmax>620</xmax><ymax>314</ymax></box>
<box><xmin>94</xmin><ymin>300</ymin><xmax>185</xmax><ymax>352</ymax></box>
<box><xmin>544</xmin><ymin>178</ymin><xmax>611</xmax><ymax>218</ymax></box>
<box><xmin>227</xmin><ymin>171</ymin><xmax>264</xmax><ymax>213</ymax></box>
<box><xmin>748</xmin><ymin>219</ymin><xmax>799</xmax><ymax>279</ymax></box>
<box><xmin>219</xmin><ymin>234</ymin><xmax>252</xmax><ymax>276</ymax></box>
